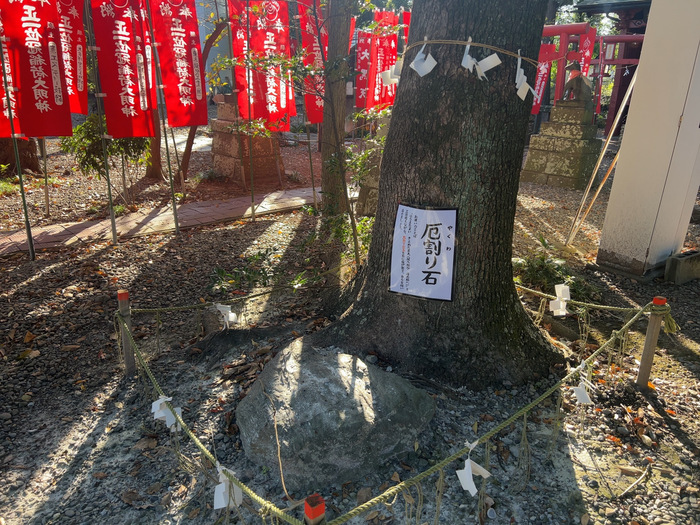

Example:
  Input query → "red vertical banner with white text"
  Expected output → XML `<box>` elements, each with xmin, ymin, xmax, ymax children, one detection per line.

<box><xmin>579</xmin><ymin>26</ymin><xmax>596</xmax><ymax>77</ymax></box>
<box><xmin>298</xmin><ymin>0</ymin><xmax>327</xmax><ymax>124</ymax></box>
<box><xmin>91</xmin><ymin>0</ymin><xmax>156</xmax><ymax>137</ymax></box>
<box><xmin>0</xmin><ymin>14</ymin><xmax>22</xmax><ymax>137</ymax></box>
<box><xmin>531</xmin><ymin>43</ymin><xmax>555</xmax><ymax>115</ymax></box>
<box><xmin>0</xmin><ymin>0</ymin><xmax>73</xmax><ymax>136</ymax></box>
<box><xmin>354</xmin><ymin>30</ymin><xmax>371</xmax><ymax>109</ymax></box>
<box><xmin>149</xmin><ymin>0</ymin><xmax>208</xmax><ymax>127</ymax></box>
<box><xmin>229</xmin><ymin>0</ymin><xmax>294</xmax><ymax>132</ymax></box>
<box><xmin>56</xmin><ymin>0</ymin><xmax>89</xmax><ymax>115</ymax></box>
<box><xmin>401</xmin><ymin>10</ymin><xmax>411</xmax><ymax>47</ymax></box>
<box><xmin>366</xmin><ymin>11</ymin><xmax>398</xmax><ymax>110</ymax></box>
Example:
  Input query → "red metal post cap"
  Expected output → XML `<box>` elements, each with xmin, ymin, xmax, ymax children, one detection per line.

<box><xmin>652</xmin><ymin>296</ymin><xmax>667</xmax><ymax>306</ymax></box>
<box><xmin>305</xmin><ymin>493</ymin><xmax>325</xmax><ymax>519</ymax></box>
<box><xmin>117</xmin><ymin>290</ymin><xmax>129</xmax><ymax>301</ymax></box>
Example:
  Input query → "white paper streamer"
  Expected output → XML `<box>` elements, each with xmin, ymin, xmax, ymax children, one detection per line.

<box><xmin>214</xmin><ymin>467</ymin><xmax>243</xmax><ymax>510</ymax></box>
<box><xmin>456</xmin><ymin>459</ymin><xmax>492</xmax><ymax>496</ymax></box>
<box><xmin>410</xmin><ymin>39</ymin><xmax>437</xmax><ymax>77</ymax></box>
<box><xmin>549</xmin><ymin>284</ymin><xmax>570</xmax><ymax>317</ymax></box>
<box><xmin>514</xmin><ymin>49</ymin><xmax>535</xmax><ymax>100</ymax></box>
<box><xmin>215</xmin><ymin>303</ymin><xmax>238</xmax><ymax>330</ymax></box>
<box><xmin>151</xmin><ymin>396</ymin><xmax>172</xmax><ymax>421</ymax></box>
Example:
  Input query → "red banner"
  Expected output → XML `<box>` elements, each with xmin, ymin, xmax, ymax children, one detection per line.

<box><xmin>366</xmin><ymin>11</ymin><xmax>398</xmax><ymax>110</ymax></box>
<box><xmin>0</xmin><ymin>0</ymin><xmax>73</xmax><ymax>137</ymax></box>
<box><xmin>348</xmin><ymin>16</ymin><xmax>355</xmax><ymax>54</ymax></box>
<box><xmin>580</xmin><ymin>26</ymin><xmax>596</xmax><ymax>77</ymax></box>
<box><xmin>401</xmin><ymin>10</ymin><xmax>411</xmax><ymax>46</ymax></box>
<box><xmin>531</xmin><ymin>43</ymin><xmax>555</xmax><ymax>115</ymax></box>
<box><xmin>56</xmin><ymin>0</ymin><xmax>88</xmax><ymax>115</ymax></box>
<box><xmin>149</xmin><ymin>0</ymin><xmax>207</xmax><ymax>127</ymax></box>
<box><xmin>354</xmin><ymin>30</ymin><xmax>371</xmax><ymax>109</ymax></box>
<box><xmin>229</xmin><ymin>0</ymin><xmax>294</xmax><ymax>132</ymax></box>
<box><xmin>298</xmin><ymin>0</ymin><xmax>327</xmax><ymax>124</ymax></box>
<box><xmin>91</xmin><ymin>0</ymin><xmax>156</xmax><ymax>138</ymax></box>
<box><xmin>0</xmin><ymin>18</ymin><xmax>22</xmax><ymax>138</ymax></box>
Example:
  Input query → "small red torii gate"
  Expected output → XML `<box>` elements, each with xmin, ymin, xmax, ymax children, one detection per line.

<box><xmin>537</xmin><ymin>24</ymin><xmax>644</xmax><ymax>133</ymax></box>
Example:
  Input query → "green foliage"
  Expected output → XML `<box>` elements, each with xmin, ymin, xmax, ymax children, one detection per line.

<box><xmin>209</xmin><ymin>248</ymin><xmax>278</xmax><ymax>293</ymax></box>
<box><xmin>0</xmin><ymin>178</ymin><xmax>18</xmax><ymax>196</ymax></box>
<box><xmin>323</xmin><ymin>213</ymin><xmax>374</xmax><ymax>258</ymax></box>
<box><xmin>59</xmin><ymin>114</ymin><xmax>150</xmax><ymax>177</ymax></box>
<box><xmin>512</xmin><ymin>236</ymin><xmax>599</xmax><ymax>302</ymax></box>
<box><xmin>113</xmin><ymin>204</ymin><xmax>127</xmax><ymax>217</ymax></box>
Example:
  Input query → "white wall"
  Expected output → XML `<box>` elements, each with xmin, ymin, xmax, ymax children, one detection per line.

<box><xmin>597</xmin><ymin>0</ymin><xmax>700</xmax><ymax>275</ymax></box>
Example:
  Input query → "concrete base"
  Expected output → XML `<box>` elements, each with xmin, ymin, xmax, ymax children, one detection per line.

<box><xmin>665</xmin><ymin>250</ymin><xmax>700</xmax><ymax>285</ymax></box>
<box><xmin>586</xmin><ymin>262</ymin><xmax>665</xmax><ymax>283</ymax></box>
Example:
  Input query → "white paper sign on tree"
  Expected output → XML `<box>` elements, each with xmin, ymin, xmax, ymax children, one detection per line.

<box><xmin>389</xmin><ymin>204</ymin><xmax>457</xmax><ymax>301</ymax></box>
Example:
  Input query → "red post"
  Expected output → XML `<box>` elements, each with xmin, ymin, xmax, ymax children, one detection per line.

<box><xmin>117</xmin><ymin>289</ymin><xmax>136</xmax><ymax>376</ymax></box>
<box><xmin>304</xmin><ymin>493</ymin><xmax>326</xmax><ymax>525</ymax></box>
<box><xmin>636</xmin><ymin>297</ymin><xmax>667</xmax><ymax>390</ymax></box>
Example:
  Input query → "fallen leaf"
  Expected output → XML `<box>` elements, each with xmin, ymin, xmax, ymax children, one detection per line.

<box><xmin>121</xmin><ymin>490</ymin><xmax>143</xmax><ymax>506</ymax></box>
<box><xmin>187</xmin><ymin>508</ymin><xmax>201</xmax><ymax>519</ymax></box>
<box><xmin>24</xmin><ymin>331</ymin><xmax>36</xmax><ymax>344</ymax></box>
<box><xmin>618</xmin><ymin>466</ymin><xmax>644</xmax><ymax>477</ymax></box>
<box><xmin>146</xmin><ymin>482</ymin><xmax>162</xmax><ymax>494</ymax></box>
<box><xmin>391</xmin><ymin>472</ymin><xmax>401</xmax><ymax>483</ymax></box>
<box><xmin>581</xmin><ymin>513</ymin><xmax>589</xmax><ymax>525</ymax></box>
<box><xmin>92</xmin><ymin>472</ymin><xmax>108</xmax><ymax>479</ymax></box>
<box><xmin>61</xmin><ymin>345</ymin><xmax>80</xmax><ymax>351</ymax></box>
<box><xmin>365</xmin><ymin>510</ymin><xmax>379</xmax><ymax>521</ymax></box>
<box><xmin>132</xmin><ymin>437</ymin><xmax>157</xmax><ymax>450</ymax></box>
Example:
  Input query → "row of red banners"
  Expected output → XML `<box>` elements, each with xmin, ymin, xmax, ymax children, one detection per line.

<box><xmin>0</xmin><ymin>0</ymin><xmax>589</xmax><ymax>139</ymax></box>
<box><xmin>0</xmin><ymin>0</ymin><xmax>208</xmax><ymax>138</ymax></box>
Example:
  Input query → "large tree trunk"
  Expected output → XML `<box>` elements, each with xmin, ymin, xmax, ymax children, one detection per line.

<box><xmin>320</xmin><ymin>0</ymin><xmax>353</xmax><ymax>215</ymax></box>
<box><xmin>0</xmin><ymin>138</ymin><xmax>40</xmax><ymax>174</ymax></box>
<box><xmin>145</xmin><ymin>117</ymin><xmax>164</xmax><ymax>180</ymax></box>
<box><xmin>316</xmin><ymin>0</ymin><xmax>562</xmax><ymax>389</ymax></box>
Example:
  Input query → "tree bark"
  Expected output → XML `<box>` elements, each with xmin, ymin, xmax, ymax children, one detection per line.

<box><xmin>0</xmin><ymin>138</ymin><xmax>40</xmax><ymax>174</ymax></box>
<box><xmin>316</xmin><ymin>0</ymin><xmax>562</xmax><ymax>389</ymax></box>
<box><xmin>145</xmin><ymin>123</ymin><xmax>164</xmax><ymax>180</ymax></box>
<box><xmin>320</xmin><ymin>0</ymin><xmax>353</xmax><ymax>215</ymax></box>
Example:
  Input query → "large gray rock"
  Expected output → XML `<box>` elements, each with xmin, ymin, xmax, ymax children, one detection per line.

<box><xmin>236</xmin><ymin>339</ymin><xmax>435</xmax><ymax>494</ymax></box>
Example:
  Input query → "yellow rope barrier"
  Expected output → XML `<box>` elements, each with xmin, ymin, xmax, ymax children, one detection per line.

<box><xmin>115</xmin><ymin>313</ymin><xmax>305</xmax><ymax>525</ymax></box>
<box><xmin>116</xmin><ymin>294</ymin><xmax>674</xmax><ymax>525</ymax></box>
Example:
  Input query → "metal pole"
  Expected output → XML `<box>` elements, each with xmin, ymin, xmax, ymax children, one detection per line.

<box><xmin>306</xmin><ymin>122</ymin><xmax>317</xmax><ymax>209</ymax></box>
<box><xmin>0</xmin><ymin>36</ymin><xmax>35</xmax><ymax>260</ymax></box>
<box><xmin>246</xmin><ymin>0</ymin><xmax>256</xmax><ymax>221</ymax></box>
<box><xmin>40</xmin><ymin>137</ymin><xmax>49</xmax><ymax>216</ymax></box>
<box><xmin>636</xmin><ymin>297</ymin><xmax>666</xmax><ymax>390</ymax></box>
<box><xmin>117</xmin><ymin>289</ymin><xmax>136</xmax><ymax>376</ymax></box>
<box><xmin>565</xmin><ymin>68</ymin><xmax>638</xmax><ymax>246</ymax></box>
<box><xmin>84</xmin><ymin>2</ymin><xmax>119</xmax><ymax>245</ymax></box>
<box><xmin>144</xmin><ymin>1</ymin><xmax>180</xmax><ymax>235</ymax></box>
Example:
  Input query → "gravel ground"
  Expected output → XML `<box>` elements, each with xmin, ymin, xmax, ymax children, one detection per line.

<box><xmin>1</xmin><ymin>129</ymin><xmax>699</xmax><ymax>525</ymax></box>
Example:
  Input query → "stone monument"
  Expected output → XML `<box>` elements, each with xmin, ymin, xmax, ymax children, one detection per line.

<box><xmin>521</xmin><ymin>64</ymin><xmax>601</xmax><ymax>189</ymax></box>
<box><xmin>211</xmin><ymin>94</ymin><xmax>284</xmax><ymax>188</ymax></box>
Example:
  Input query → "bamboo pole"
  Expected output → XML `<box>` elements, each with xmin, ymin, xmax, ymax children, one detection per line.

<box><xmin>565</xmin><ymin>68</ymin><xmax>638</xmax><ymax>246</ymax></box>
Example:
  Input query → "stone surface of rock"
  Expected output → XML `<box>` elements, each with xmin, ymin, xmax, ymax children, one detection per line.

<box><xmin>236</xmin><ymin>339</ymin><xmax>435</xmax><ymax>493</ymax></box>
